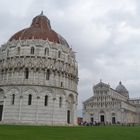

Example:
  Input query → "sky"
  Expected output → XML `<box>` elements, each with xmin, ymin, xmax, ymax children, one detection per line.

<box><xmin>1</xmin><ymin>0</ymin><xmax>140</xmax><ymax>115</ymax></box>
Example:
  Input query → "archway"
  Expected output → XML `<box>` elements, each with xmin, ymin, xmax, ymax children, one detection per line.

<box><xmin>100</xmin><ymin>110</ymin><xmax>105</xmax><ymax>123</ymax></box>
<box><xmin>112</xmin><ymin>113</ymin><xmax>116</xmax><ymax>124</ymax></box>
<box><xmin>67</xmin><ymin>94</ymin><xmax>74</xmax><ymax>124</ymax></box>
<box><xmin>0</xmin><ymin>88</ymin><xmax>4</xmax><ymax>121</ymax></box>
<box><xmin>112</xmin><ymin>117</ymin><xmax>116</xmax><ymax>124</ymax></box>
<box><xmin>100</xmin><ymin>115</ymin><xmax>105</xmax><ymax>123</ymax></box>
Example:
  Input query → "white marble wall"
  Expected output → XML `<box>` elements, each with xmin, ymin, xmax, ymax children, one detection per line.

<box><xmin>1</xmin><ymin>86</ymin><xmax>77</xmax><ymax>125</ymax></box>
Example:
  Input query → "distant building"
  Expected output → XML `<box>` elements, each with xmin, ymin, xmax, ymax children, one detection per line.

<box><xmin>0</xmin><ymin>12</ymin><xmax>78</xmax><ymax>125</ymax></box>
<box><xmin>83</xmin><ymin>81</ymin><xmax>140</xmax><ymax>124</ymax></box>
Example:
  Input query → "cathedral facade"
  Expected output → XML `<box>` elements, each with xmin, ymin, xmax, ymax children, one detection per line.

<box><xmin>0</xmin><ymin>13</ymin><xmax>78</xmax><ymax>125</ymax></box>
<box><xmin>83</xmin><ymin>81</ymin><xmax>140</xmax><ymax>124</ymax></box>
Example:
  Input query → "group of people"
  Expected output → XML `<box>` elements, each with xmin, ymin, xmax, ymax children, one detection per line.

<box><xmin>79</xmin><ymin>121</ymin><xmax>136</xmax><ymax>126</ymax></box>
<box><xmin>79</xmin><ymin>121</ymin><xmax>105</xmax><ymax>126</ymax></box>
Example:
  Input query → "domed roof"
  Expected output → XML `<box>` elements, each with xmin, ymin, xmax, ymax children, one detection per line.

<box><xmin>116</xmin><ymin>81</ymin><xmax>128</xmax><ymax>94</ymax></box>
<box><xmin>9</xmin><ymin>12</ymin><xmax>69</xmax><ymax>47</ymax></box>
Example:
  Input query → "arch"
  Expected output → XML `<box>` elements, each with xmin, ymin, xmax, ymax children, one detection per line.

<box><xmin>112</xmin><ymin>112</ymin><xmax>116</xmax><ymax>124</ymax></box>
<box><xmin>39</xmin><ymin>90</ymin><xmax>52</xmax><ymax>107</ymax></box>
<box><xmin>66</xmin><ymin>94</ymin><xmax>75</xmax><ymax>124</ymax></box>
<box><xmin>28</xmin><ymin>62</ymin><xmax>32</xmax><ymax>68</ymax></box>
<box><xmin>31</xmin><ymin>47</ymin><xmax>35</xmax><ymax>54</ymax></box>
<box><xmin>44</xmin><ymin>48</ymin><xmax>49</xmax><ymax>56</ymax></box>
<box><xmin>67</xmin><ymin>94</ymin><xmax>75</xmax><ymax>103</ymax></box>
<box><xmin>100</xmin><ymin>110</ymin><xmax>105</xmax><ymax>123</ymax></box>
<box><xmin>112</xmin><ymin>113</ymin><xmax>116</xmax><ymax>116</ymax></box>
<box><xmin>6</xmin><ymin>87</ymin><xmax>19</xmax><ymax>95</ymax></box>
<box><xmin>0</xmin><ymin>88</ymin><xmax>4</xmax><ymax>93</ymax></box>
<box><xmin>23</xmin><ymin>88</ymin><xmax>37</xmax><ymax>96</ymax></box>
<box><xmin>17</xmin><ymin>62</ymin><xmax>21</xmax><ymax>67</ymax></box>
<box><xmin>100</xmin><ymin>110</ymin><xmax>105</xmax><ymax>114</ymax></box>
<box><xmin>22</xmin><ymin>88</ymin><xmax>37</xmax><ymax>107</ymax></box>
<box><xmin>5</xmin><ymin>88</ymin><xmax>19</xmax><ymax>109</ymax></box>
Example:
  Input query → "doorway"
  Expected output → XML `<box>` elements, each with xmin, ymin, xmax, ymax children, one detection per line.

<box><xmin>112</xmin><ymin>117</ymin><xmax>116</xmax><ymax>124</ymax></box>
<box><xmin>91</xmin><ymin>117</ymin><xmax>94</xmax><ymax>123</ymax></box>
<box><xmin>100</xmin><ymin>115</ymin><xmax>105</xmax><ymax>123</ymax></box>
<box><xmin>67</xmin><ymin>94</ymin><xmax>74</xmax><ymax>124</ymax></box>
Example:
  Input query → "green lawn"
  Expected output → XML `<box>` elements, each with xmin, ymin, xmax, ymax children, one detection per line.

<box><xmin>0</xmin><ymin>125</ymin><xmax>140</xmax><ymax>140</ymax></box>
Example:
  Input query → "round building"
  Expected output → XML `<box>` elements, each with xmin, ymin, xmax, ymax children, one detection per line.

<box><xmin>0</xmin><ymin>12</ymin><xmax>78</xmax><ymax>125</ymax></box>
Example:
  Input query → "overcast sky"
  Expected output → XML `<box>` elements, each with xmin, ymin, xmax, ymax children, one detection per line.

<box><xmin>1</xmin><ymin>0</ymin><xmax>140</xmax><ymax>113</ymax></box>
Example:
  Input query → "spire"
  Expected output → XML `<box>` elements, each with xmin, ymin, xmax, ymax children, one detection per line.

<box><xmin>119</xmin><ymin>81</ymin><xmax>122</xmax><ymax>85</ymax></box>
<box><xmin>40</xmin><ymin>11</ymin><xmax>43</xmax><ymax>16</ymax></box>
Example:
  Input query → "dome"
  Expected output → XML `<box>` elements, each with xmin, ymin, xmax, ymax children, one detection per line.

<box><xmin>9</xmin><ymin>12</ymin><xmax>69</xmax><ymax>47</ymax></box>
<box><xmin>116</xmin><ymin>81</ymin><xmax>128</xmax><ymax>94</ymax></box>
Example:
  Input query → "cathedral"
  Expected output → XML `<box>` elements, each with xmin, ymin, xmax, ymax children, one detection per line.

<box><xmin>83</xmin><ymin>81</ymin><xmax>140</xmax><ymax>124</ymax></box>
<box><xmin>0</xmin><ymin>12</ymin><xmax>78</xmax><ymax>125</ymax></box>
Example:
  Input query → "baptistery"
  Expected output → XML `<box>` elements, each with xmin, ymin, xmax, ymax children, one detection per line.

<box><xmin>0</xmin><ymin>12</ymin><xmax>78</xmax><ymax>125</ymax></box>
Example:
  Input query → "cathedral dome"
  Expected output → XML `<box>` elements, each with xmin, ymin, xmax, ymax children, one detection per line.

<box><xmin>116</xmin><ymin>81</ymin><xmax>128</xmax><ymax>94</ymax></box>
<box><xmin>9</xmin><ymin>12</ymin><xmax>69</xmax><ymax>47</ymax></box>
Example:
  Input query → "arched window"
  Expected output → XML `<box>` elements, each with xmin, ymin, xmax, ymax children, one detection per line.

<box><xmin>44</xmin><ymin>48</ymin><xmax>49</xmax><ymax>56</ymax></box>
<box><xmin>58</xmin><ymin>51</ymin><xmax>61</xmax><ymax>58</ymax></box>
<box><xmin>31</xmin><ymin>47</ymin><xmax>35</xmax><ymax>54</ymax></box>
<box><xmin>44</xmin><ymin>95</ymin><xmax>48</xmax><ymax>106</ymax></box>
<box><xmin>46</xmin><ymin>69</ymin><xmax>50</xmax><ymax>80</ymax></box>
<box><xmin>25</xmin><ymin>68</ymin><xmax>29</xmax><ymax>79</ymax></box>
<box><xmin>17</xmin><ymin>47</ymin><xmax>20</xmax><ymax>55</ymax></box>
<box><xmin>28</xmin><ymin>94</ymin><xmax>32</xmax><ymax>105</ymax></box>
<box><xmin>11</xmin><ymin>94</ymin><xmax>15</xmax><ymax>105</ymax></box>
<box><xmin>59</xmin><ymin>97</ymin><xmax>62</xmax><ymax>108</ymax></box>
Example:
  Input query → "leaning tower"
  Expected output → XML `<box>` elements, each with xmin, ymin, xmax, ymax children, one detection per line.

<box><xmin>0</xmin><ymin>12</ymin><xmax>78</xmax><ymax>125</ymax></box>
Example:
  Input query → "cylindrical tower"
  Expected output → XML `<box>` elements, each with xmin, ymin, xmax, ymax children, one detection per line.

<box><xmin>0</xmin><ymin>12</ymin><xmax>78</xmax><ymax>125</ymax></box>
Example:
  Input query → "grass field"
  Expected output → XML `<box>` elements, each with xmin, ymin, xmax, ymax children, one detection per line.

<box><xmin>0</xmin><ymin>125</ymin><xmax>140</xmax><ymax>140</ymax></box>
